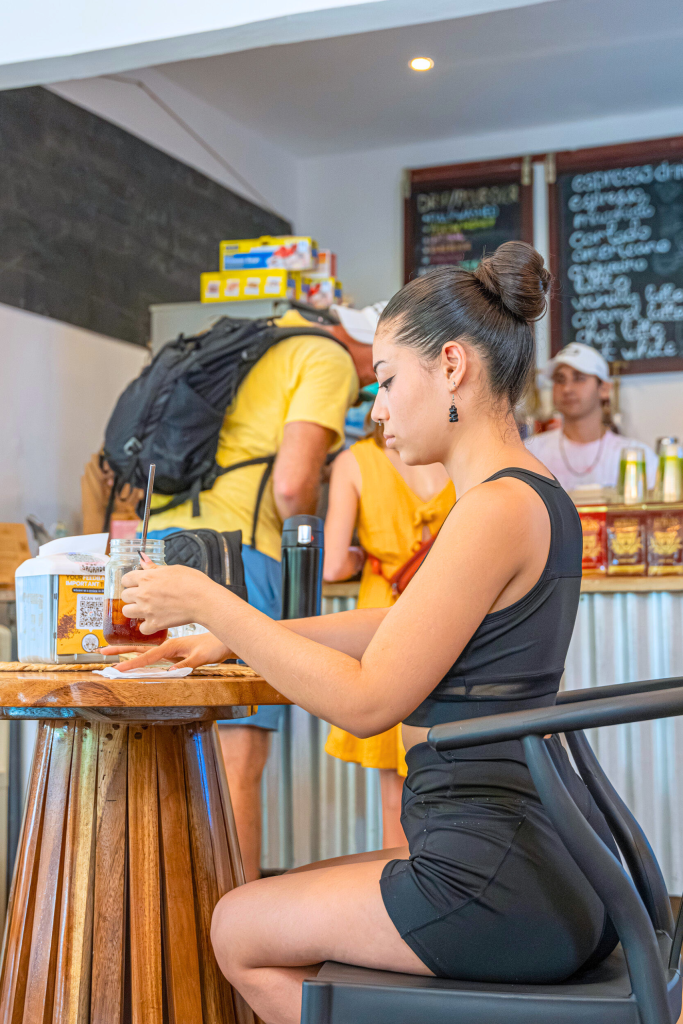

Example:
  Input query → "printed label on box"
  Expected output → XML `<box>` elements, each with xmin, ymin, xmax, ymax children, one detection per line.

<box><xmin>607</xmin><ymin>513</ymin><xmax>647</xmax><ymax>575</ymax></box>
<box><xmin>579</xmin><ymin>511</ymin><xmax>607</xmax><ymax>573</ymax></box>
<box><xmin>56</xmin><ymin>575</ymin><xmax>106</xmax><ymax>654</ymax></box>
<box><xmin>244</xmin><ymin>276</ymin><xmax>262</xmax><ymax>296</ymax></box>
<box><xmin>648</xmin><ymin>511</ymin><xmax>683</xmax><ymax>574</ymax></box>
<box><xmin>224</xmin><ymin>278</ymin><xmax>241</xmax><ymax>298</ymax></box>
<box><xmin>205</xmin><ymin>280</ymin><xmax>220</xmax><ymax>298</ymax></box>
<box><xmin>264</xmin><ymin>275</ymin><xmax>284</xmax><ymax>295</ymax></box>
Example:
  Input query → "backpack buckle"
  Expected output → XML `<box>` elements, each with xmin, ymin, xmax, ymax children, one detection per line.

<box><xmin>123</xmin><ymin>436</ymin><xmax>142</xmax><ymax>456</ymax></box>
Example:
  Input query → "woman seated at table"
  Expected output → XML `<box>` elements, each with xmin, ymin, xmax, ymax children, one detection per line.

<box><xmin>106</xmin><ymin>241</ymin><xmax>618</xmax><ymax>1024</ymax></box>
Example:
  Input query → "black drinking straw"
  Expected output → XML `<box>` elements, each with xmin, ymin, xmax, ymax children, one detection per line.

<box><xmin>139</xmin><ymin>463</ymin><xmax>156</xmax><ymax>560</ymax></box>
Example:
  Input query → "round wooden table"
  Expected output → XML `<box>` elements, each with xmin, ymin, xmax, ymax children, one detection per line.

<box><xmin>0</xmin><ymin>668</ymin><xmax>290</xmax><ymax>1024</ymax></box>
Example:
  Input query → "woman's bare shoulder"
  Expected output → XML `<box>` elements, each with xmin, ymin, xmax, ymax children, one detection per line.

<box><xmin>437</xmin><ymin>473</ymin><xmax>549</xmax><ymax>557</ymax></box>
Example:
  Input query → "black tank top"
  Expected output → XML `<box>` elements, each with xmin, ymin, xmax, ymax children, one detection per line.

<box><xmin>404</xmin><ymin>468</ymin><xmax>582</xmax><ymax>728</ymax></box>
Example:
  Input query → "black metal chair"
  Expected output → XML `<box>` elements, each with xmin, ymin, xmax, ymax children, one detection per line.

<box><xmin>301</xmin><ymin>679</ymin><xmax>683</xmax><ymax>1024</ymax></box>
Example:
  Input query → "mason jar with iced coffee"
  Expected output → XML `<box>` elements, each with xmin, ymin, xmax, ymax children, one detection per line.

<box><xmin>102</xmin><ymin>539</ymin><xmax>168</xmax><ymax>645</ymax></box>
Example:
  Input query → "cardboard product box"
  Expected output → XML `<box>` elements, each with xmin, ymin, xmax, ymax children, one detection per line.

<box><xmin>294</xmin><ymin>274</ymin><xmax>343</xmax><ymax>309</ymax></box>
<box><xmin>201</xmin><ymin>269</ymin><xmax>294</xmax><ymax>303</ymax></box>
<box><xmin>313</xmin><ymin>249</ymin><xmax>337</xmax><ymax>277</ymax></box>
<box><xmin>219</xmin><ymin>236</ymin><xmax>317</xmax><ymax>272</ymax></box>
<box><xmin>15</xmin><ymin>534</ymin><xmax>109</xmax><ymax>662</ymax></box>
<box><xmin>575</xmin><ymin>506</ymin><xmax>607</xmax><ymax>575</ymax></box>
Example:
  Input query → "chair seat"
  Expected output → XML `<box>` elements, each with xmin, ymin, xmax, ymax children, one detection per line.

<box><xmin>301</xmin><ymin>934</ymin><xmax>681</xmax><ymax>1024</ymax></box>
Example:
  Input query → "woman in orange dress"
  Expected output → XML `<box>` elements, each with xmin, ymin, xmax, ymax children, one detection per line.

<box><xmin>323</xmin><ymin>424</ymin><xmax>455</xmax><ymax>846</ymax></box>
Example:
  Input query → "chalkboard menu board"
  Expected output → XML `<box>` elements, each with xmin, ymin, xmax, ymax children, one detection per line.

<box><xmin>550</xmin><ymin>136</ymin><xmax>683</xmax><ymax>375</ymax></box>
<box><xmin>404</xmin><ymin>157</ymin><xmax>533</xmax><ymax>283</ymax></box>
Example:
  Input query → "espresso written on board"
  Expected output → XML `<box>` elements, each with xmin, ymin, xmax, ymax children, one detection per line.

<box><xmin>553</xmin><ymin>139</ymin><xmax>683</xmax><ymax>372</ymax></box>
<box><xmin>404</xmin><ymin>158</ymin><xmax>533</xmax><ymax>284</ymax></box>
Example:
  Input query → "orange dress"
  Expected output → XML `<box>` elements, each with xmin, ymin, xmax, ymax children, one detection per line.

<box><xmin>324</xmin><ymin>437</ymin><xmax>456</xmax><ymax>776</ymax></box>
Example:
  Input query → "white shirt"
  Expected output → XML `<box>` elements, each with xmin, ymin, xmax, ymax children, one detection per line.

<box><xmin>525</xmin><ymin>428</ymin><xmax>658</xmax><ymax>493</ymax></box>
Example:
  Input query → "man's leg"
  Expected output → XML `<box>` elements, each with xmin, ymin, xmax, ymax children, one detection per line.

<box><xmin>219</xmin><ymin>724</ymin><xmax>271</xmax><ymax>882</ymax></box>
<box><xmin>220</xmin><ymin>545</ymin><xmax>282</xmax><ymax>879</ymax></box>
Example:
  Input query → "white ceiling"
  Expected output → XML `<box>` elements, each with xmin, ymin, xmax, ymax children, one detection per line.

<box><xmin>154</xmin><ymin>0</ymin><xmax>683</xmax><ymax>157</ymax></box>
<box><xmin>0</xmin><ymin>0</ymin><xmax>554</xmax><ymax>90</ymax></box>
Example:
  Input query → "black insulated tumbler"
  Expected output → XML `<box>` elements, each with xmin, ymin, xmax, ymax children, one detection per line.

<box><xmin>281</xmin><ymin>515</ymin><xmax>324</xmax><ymax>620</ymax></box>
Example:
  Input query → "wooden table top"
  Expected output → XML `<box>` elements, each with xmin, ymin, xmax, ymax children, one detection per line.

<box><xmin>0</xmin><ymin>669</ymin><xmax>291</xmax><ymax>722</ymax></box>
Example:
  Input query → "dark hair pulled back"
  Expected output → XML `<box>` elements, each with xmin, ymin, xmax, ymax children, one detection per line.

<box><xmin>378</xmin><ymin>241</ymin><xmax>551</xmax><ymax>409</ymax></box>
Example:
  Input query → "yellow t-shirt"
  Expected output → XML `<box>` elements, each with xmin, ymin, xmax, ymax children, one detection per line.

<box><xmin>150</xmin><ymin>311</ymin><xmax>358</xmax><ymax>561</ymax></box>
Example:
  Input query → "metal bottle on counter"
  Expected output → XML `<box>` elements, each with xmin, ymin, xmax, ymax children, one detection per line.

<box><xmin>654</xmin><ymin>441</ymin><xmax>683</xmax><ymax>503</ymax></box>
<box><xmin>281</xmin><ymin>515</ymin><xmax>324</xmax><ymax>620</ymax></box>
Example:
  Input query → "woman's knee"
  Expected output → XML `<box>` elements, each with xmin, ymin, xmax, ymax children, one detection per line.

<box><xmin>211</xmin><ymin>884</ymin><xmax>262</xmax><ymax>978</ymax></box>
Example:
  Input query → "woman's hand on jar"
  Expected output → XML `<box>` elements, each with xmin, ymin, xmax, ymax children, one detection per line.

<box><xmin>99</xmin><ymin>631</ymin><xmax>234</xmax><ymax>670</ymax></box>
<box><xmin>120</xmin><ymin>564</ymin><xmax>219</xmax><ymax>633</ymax></box>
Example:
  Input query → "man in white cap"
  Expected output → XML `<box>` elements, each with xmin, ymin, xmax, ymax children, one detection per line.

<box><xmin>331</xmin><ymin>301</ymin><xmax>387</xmax><ymax>346</ymax></box>
<box><xmin>526</xmin><ymin>342</ymin><xmax>657</xmax><ymax>492</ymax></box>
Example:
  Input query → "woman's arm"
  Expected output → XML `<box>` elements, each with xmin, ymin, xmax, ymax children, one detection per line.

<box><xmin>103</xmin><ymin>605</ymin><xmax>389</xmax><ymax>669</ymax></box>
<box><xmin>323</xmin><ymin>449</ymin><xmax>365</xmax><ymax>581</ymax></box>
<box><xmin>119</xmin><ymin>477</ymin><xmax>549</xmax><ymax>736</ymax></box>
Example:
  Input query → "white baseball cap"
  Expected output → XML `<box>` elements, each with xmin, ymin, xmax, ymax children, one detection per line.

<box><xmin>546</xmin><ymin>342</ymin><xmax>610</xmax><ymax>382</ymax></box>
<box><xmin>331</xmin><ymin>301</ymin><xmax>388</xmax><ymax>345</ymax></box>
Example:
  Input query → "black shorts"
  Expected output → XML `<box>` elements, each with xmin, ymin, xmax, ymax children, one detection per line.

<box><xmin>380</xmin><ymin>737</ymin><xmax>618</xmax><ymax>982</ymax></box>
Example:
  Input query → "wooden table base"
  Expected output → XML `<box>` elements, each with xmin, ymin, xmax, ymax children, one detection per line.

<box><xmin>0</xmin><ymin>718</ymin><xmax>256</xmax><ymax>1024</ymax></box>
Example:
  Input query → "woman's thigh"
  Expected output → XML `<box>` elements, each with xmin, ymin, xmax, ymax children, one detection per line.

<box><xmin>286</xmin><ymin>846</ymin><xmax>408</xmax><ymax>874</ymax></box>
<box><xmin>212</xmin><ymin>856</ymin><xmax>431</xmax><ymax>977</ymax></box>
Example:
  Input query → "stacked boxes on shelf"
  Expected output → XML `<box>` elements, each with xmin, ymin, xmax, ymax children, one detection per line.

<box><xmin>577</xmin><ymin>503</ymin><xmax>683</xmax><ymax>576</ymax></box>
<box><xmin>200</xmin><ymin>237</ymin><xmax>342</xmax><ymax>307</ymax></box>
<box><xmin>201</xmin><ymin>267</ymin><xmax>293</xmax><ymax>302</ymax></box>
<box><xmin>577</xmin><ymin>446</ymin><xmax>683</xmax><ymax>576</ymax></box>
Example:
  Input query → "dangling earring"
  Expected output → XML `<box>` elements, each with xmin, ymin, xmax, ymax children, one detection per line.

<box><xmin>449</xmin><ymin>392</ymin><xmax>459</xmax><ymax>423</ymax></box>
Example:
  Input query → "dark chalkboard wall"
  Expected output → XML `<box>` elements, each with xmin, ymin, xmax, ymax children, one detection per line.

<box><xmin>551</xmin><ymin>136</ymin><xmax>683</xmax><ymax>375</ymax></box>
<box><xmin>404</xmin><ymin>157</ymin><xmax>533</xmax><ymax>284</ymax></box>
<box><xmin>0</xmin><ymin>87</ymin><xmax>290</xmax><ymax>346</ymax></box>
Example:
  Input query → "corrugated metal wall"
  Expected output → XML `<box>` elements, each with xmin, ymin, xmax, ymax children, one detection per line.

<box><xmin>262</xmin><ymin>588</ymin><xmax>683</xmax><ymax>890</ymax></box>
<box><xmin>261</xmin><ymin>594</ymin><xmax>383</xmax><ymax>870</ymax></box>
<box><xmin>564</xmin><ymin>590</ymin><xmax>683</xmax><ymax>893</ymax></box>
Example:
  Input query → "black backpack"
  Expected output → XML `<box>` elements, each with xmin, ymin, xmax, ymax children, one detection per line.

<box><xmin>103</xmin><ymin>316</ymin><xmax>338</xmax><ymax>546</ymax></box>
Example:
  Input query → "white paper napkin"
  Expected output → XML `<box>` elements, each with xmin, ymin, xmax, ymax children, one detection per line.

<box><xmin>93</xmin><ymin>666</ymin><xmax>193</xmax><ymax>680</ymax></box>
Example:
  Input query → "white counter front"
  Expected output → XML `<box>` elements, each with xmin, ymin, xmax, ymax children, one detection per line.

<box><xmin>564</xmin><ymin>578</ymin><xmax>683</xmax><ymax>892</ymax></box>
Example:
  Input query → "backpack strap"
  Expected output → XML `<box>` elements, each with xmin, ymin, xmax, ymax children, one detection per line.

<box><xmin>249</xmin><ymin>459</ymin><xmax>275</xmax><ymax>550</ymax></box>
<box><xmin>266</xmin><ymin>323</ymin><xmax>348</xmax><ymax>348</ymax></box>
<box><xmin>213</xmin><ymin>456</ymin><xmax>276</xmax><ymax>549</ymax></box>
<box><xmin>148</xmin><ymin>455</ymin><xmax>276</xmax><ymax>549</ymax></box>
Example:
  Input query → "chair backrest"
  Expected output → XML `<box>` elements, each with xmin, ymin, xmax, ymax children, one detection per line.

<box><xmin>524</xmin><ymin>734</ymin><xmax>675</xmax><ymax>1024</ymax></box>
<box><xmin>566</xmin><ymin>730</ymin><xmax>674</xmax><ymax>936</ymax></box>
<box><xmin>428</xmin><ymin>684</ymin><xmax>683</xmax><ymax>1024</ymax></box>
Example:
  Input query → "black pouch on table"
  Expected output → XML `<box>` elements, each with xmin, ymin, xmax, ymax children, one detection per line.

<box><xmin>163</xmin><ymin>529</ymin><xmax>248</xmax><ymax>603</ymax></box>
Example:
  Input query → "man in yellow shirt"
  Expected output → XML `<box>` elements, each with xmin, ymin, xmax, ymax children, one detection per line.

<box><xmin>148</xmin><ymin>306</ymin><xmax>379</xmax><ymax>878</ymax></box>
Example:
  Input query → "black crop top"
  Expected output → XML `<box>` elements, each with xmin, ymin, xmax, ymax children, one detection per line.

<box><xmin>404</xmin><ymin>468</ymin><xmax>582</xmax><ymax>728</ymax></box>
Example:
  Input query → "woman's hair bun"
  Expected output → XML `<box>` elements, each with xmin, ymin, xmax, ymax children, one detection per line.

<box><xmin>473</xmin><ymin>241</ymin><xmax>551</xmax><ymax>323</ymax></box>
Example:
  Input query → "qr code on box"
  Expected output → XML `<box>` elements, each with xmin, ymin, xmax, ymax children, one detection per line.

<box><xmin>76</xmin><ymin>594</ymin><xmax>104</xmax><ymax>630</ymax></box>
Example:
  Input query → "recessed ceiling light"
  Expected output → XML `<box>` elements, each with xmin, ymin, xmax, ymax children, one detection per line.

<box><xmin>410</xmin><ymin>57</ymin><xmax>434</xmax><ymax>72</ymax></box>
